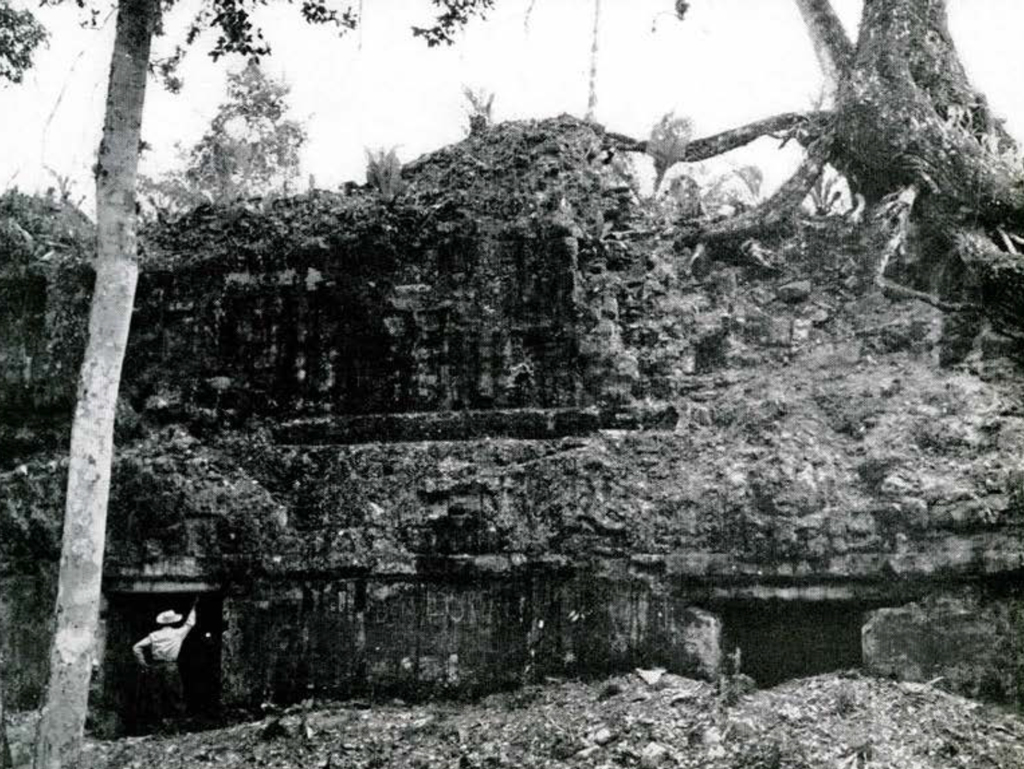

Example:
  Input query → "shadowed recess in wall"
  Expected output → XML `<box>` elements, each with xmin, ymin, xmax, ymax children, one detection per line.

<box><xmin>717</xmin><ymin>600</ymin><xmax>871</xmax><ymax>687</ymax></box>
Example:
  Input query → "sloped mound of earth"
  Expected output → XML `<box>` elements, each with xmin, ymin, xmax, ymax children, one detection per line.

<box><xmin>73</xmin><ymin>673</ymin><xmax>1024</xmax><ymax>769</ymax></box>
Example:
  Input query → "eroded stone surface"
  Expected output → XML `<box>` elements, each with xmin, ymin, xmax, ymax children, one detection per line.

<box><xmin>863</xmin><ymin>592</ymin><xmax>1024</xmax><ymax>704</ymax></box>
<box><xmin>2</xmin><ymin>117</ymin><xmax>1023</xmax><ymax>715</ymax></box>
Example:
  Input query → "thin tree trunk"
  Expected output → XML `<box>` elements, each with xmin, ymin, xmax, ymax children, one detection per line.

<box><xmin>33</xmin><ymin>1</ymin><xmax>159</xmax><ymax>766</ymax></box>
<box><xmin>792</xmin><ymin>0</ymin><xmax>853</xmax><ymax>103</ymax></box>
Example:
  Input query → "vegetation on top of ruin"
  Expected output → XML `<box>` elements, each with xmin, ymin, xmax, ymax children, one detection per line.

<box><xmin>0</xmin><ymin>190</ymin><xmax>93</xmax><ymax>272</ymax></box>
<box><xmin>138</xmin><ymin>62</ymin><xmax>308</xmax><ymax>215</ymax></box>
<box><xmin>138</xmin><ymin>115</ymin><xmax>624</xmax><ymax>268</ymax></box>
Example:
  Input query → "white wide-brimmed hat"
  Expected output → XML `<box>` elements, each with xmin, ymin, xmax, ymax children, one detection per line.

<box><xmin>156</xmin><ymin>610</ymin><xmax>183</xmax><ymax>625</ymax></box>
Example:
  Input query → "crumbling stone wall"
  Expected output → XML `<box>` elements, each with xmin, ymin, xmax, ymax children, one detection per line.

<box><xmin>124</xmin><ymin>221</ymin><xmax>582</xmax><ymax>419</ymax></box>
<box><xmin>863</xmin><ymin>590</ymin><xmax>1024</xmax><ymax>703</ymax></box>
<box><xmin>2</xmin><ymin>117</ymin><xmax>1024</xmax><ymax>716</ymax></box>
<box><xmin>1</xmin><ymin>117</ymin><xmax>619</xmax><ymax>439</ymax></box>
<box><xmin>217</xmin><ymin>574</ymin><xmax>720</xmax><ymax>709</ymax></box>
<box><xmin>0</xmin><ymin>572</ymin><xmax>55</xmax><ymax>710</ymax></box>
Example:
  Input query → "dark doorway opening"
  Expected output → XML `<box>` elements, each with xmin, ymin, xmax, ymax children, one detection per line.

<box><xmin>103</xmin><ymin>591</ymin><xmax>223</xmax><ymax>735</ymax></box>
<box><xmin>717</xmin><ymin>601</ymin><xmax>867</xmax><ymax>687</ymax></box>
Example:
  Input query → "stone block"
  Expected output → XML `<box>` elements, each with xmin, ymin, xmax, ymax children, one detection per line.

<box><xmin>682</xmin><ymin>607</ymin><xmax>722</xmax><ymax>679</ymax></box>
<box><xmin>640</xmin><ymin>741</ymin><xmax>670</xmax><ymax>768</ymax></box>
<box><xmin>862</xmin><ymin>594</ymin><xmax>1023</xmax><ymax>704</ymax></box>
<box><xmin>778</xmin><ymin>279</ymin><xmax>812</xmax><ymax>303</ymax></box>
<box><xmin>765</xmin><ymin>317</ymin><xmax>792</xmax><ymax>347</ymax></box>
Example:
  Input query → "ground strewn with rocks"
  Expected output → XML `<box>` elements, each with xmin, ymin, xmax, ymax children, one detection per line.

<box><xmin>47</xmin><ymin>672</ymin><xmax>1022</xmax><ymax>769</ymax></box>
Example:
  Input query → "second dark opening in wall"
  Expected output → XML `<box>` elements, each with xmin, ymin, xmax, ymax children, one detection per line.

<box><xmin>717</xmin><ymin>600</ymin><xmax>867</xmax><ymax>687</ymax></box>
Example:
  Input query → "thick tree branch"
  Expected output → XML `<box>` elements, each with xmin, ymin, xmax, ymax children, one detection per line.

<box><xmin>793</xmin><ymin>0</ymin><xmax>854</xmax><ymax>101</ymax></box>
<box><xmin>838</xmin><ymin>0</ymin><xmax>1024</xmax><ymax>214</ymax></box>
<box><xmin>604</xmin><ymin>110</ymin><xmax>831</xmax><ymax>162</ymax></box>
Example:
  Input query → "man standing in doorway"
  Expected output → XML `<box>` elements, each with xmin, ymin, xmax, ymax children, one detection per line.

<box><xmin>132</xmin><ymin>599</ymin><xmax>197</xmax><ymax>728</ymax></box>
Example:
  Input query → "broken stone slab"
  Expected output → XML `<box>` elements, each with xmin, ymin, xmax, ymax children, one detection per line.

<box><xmin>662</xmin><ymin>676</ymin><xmax>709</xmax><ymax>702</ymax></box>
<box><xmin>635</xmin><ymin>667</ymin><xmax>666</xmax><ymax>687</ymax></box>
<box><xmin>862</xmin><ymin>593</ymin><xmax>1021</xmax><ymax>704</ymax></box>
<box><xmin>778</xmin><ymin>279</ymin><xmax>812</xmax><ymax>303</ymax></box>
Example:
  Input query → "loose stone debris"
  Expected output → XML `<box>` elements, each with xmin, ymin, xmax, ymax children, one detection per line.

<box><xmin>66</xmin><ymin>672</ymin><xmax>1024</xmax><ymax>769</ymax></box>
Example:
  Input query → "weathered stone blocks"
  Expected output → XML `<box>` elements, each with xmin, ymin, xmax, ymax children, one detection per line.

<box><xmin>862</xmin><ymin>592</ymin><xmax>1023</xmax><ymax>703</ymax></box>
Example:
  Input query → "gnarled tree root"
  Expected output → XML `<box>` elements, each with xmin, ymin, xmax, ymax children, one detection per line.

<box><xmin>604</xmin><ymin>110</ymin><xmax>831</xmax><ymax>164</ymax></box>
<box><xmin>676</xmin><ymin>135</ymin><xmax>832</xmax><ymax>249</ymax></box>
<box><xmin>868</xmin><ymin>185</ymin><xmax>966</xmax><ymax>310</ymax></box>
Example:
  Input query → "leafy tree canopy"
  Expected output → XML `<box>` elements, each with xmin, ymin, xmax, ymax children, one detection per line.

<box><xmin>1</xmin><ymin>0</ymin><xmax>501</xmax><ymax>92</ymax></box>
<box><xmin>153</xmin><ymin>0</ymin><xmax>501</xmax><ymax>86</ymax></box>
<box><xmin>0</xmin><ymin>188</ymin><xmax>93</xmax><ymax>269</ymax></box>
<box><xmin>0</xmin><ymin>1</ymin><xmax>47</xmax><ymax>83</ymax></box>
<box><xmin>140</xmin><ymin>61</ymin><xmax>306</xmax><ymax>212</ymax></box>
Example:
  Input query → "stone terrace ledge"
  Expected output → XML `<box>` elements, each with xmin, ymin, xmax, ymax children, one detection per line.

<box><xmin>273</xmin><ymin>405</ymin><xmax>680</xmax><ymax>445</ymax></box>
<box><xmin>103</xmin><ymin>545</ymin><xmax>1024</xmax><ymax>598</ymax></box>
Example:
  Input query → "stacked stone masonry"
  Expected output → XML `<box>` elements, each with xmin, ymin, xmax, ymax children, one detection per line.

<box><xmin>1</xmin><ymin>117</ymin><xmax>1023</xmax><ymax>729</ymax></box>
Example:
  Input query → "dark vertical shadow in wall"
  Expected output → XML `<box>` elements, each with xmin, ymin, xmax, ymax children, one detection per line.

<box><xmin>717</xmin><ymin>600</ymin><xmax>869</xmax><ymax>687</ymax></box>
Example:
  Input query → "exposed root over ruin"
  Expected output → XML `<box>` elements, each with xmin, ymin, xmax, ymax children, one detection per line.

<box><xmin>676</xmin><ymin>135</ymin><xmax>833</xmax><ymax>250</ymax></box>
<box><xmin>954</xmin><ymin>227</ymin><xmax>1024</xmax><ymax>337</ymax></box>
<box><xmin>868</xmin><ymin>184</ymin><xmax>961</xmax><ymax>311</ymax></box>
<box><xmin>603</xmin><ymin>110</ymin><xmax>831</xmax><ymax>164</ymax></box>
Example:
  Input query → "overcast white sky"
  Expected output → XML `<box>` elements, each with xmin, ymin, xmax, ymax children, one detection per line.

<box><xmin>1</xmin><ymin>0</ymin><xmax>1022</xmax><ymax>211</ymax></box>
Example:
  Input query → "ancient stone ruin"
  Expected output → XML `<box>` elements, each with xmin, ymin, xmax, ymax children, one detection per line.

<box><xmin>1</xmin><ymin>116</ymin><xmax>1022</xmax><ymax>734</ymax></box>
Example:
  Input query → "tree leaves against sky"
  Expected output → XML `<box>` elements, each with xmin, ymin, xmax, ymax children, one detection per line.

<box><xmin>0</xmin><ymin>1</ymin><xmax>48</xmax><ymax>84</ymax></box>
<box><xmin>140</xmin><ymin>62</ymin><xmax>306</xmax><ymax>211</ymax></box>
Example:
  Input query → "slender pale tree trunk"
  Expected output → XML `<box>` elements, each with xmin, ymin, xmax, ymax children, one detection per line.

<box><xmin>33</xmin><ymin>1</ymin><xmax>159</xmax><ymax>766</ymax></box>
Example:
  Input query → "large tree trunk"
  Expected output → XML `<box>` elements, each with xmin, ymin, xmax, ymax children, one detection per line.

<box><xmin>676</xmin><ymin>0</ymin><xmax>1024</xmax><ymax>339</ymax></box>
<box><xmin>831</xmin><ymin>0</ymin><xmax>1024</xmax><ymax>338</ymax></box>
<box><xmin>33</xmin><ymin>1</ymin><xmax>159</xmax><ymax>767</ymax></box>
<box><xmin>836</xmin><ymin>0</ymin><xmax>1021</xmax><ymax>211</ymax></box>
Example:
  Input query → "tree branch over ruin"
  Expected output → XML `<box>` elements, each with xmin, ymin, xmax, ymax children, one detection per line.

<box><xmin>603</xmin><ymin>110</ymin><xmax>831</xmax><ymax>163</ymax></box>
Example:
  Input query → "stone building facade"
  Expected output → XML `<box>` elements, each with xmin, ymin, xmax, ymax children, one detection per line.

<box><xmin>1</xmin><ymin>117</ymin><xmax>1022</xmax><ymax>732</ymax></box>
